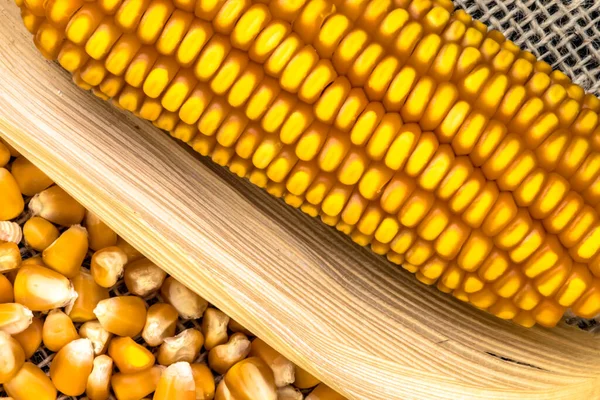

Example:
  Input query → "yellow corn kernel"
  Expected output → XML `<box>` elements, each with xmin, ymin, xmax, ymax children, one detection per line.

<box><xmin>158</xmin><ymin>328</ymin><xmax>205</xmax><ymax>366</ymax></box>
<box><xmin>215</xmin><ymin>378</ymin><xmax>235</xmax><ymax>400</ymax></box>
<box><xmin>0</xmin><ymin>141</ymin><xmax>10</xmax><ymax>168</ymax></box>
<box><xmin>9</xmin><ymin>156</ymin><xmax>53</xmax><ymax>196</ymax></box>
<box><xmin>306</xmin><ymin>383</ymin><xmax>346</xmax><ymax>400</ymax></box>
<box><xmin>90</xmin><ymin>246</ymin><xmax>128</xmax><ymax>288</ymax></box>
<box><xmin>160</xmin><ymin>276</ymin><xmax>208</xmax><ymax>319</ymax></box>
<box><xmin>154</xmin><ymin>362</ymin><xmax>196</xmax><ymax>400</ymax></box>
<box><xmin>111</xmin><ymin>365</ymin><xmax>165</xmax><ymax>400</ymax></box>
<box><xmin>228</xmin><ymin>318</ymin><xmax>253</xmax><ymax>336</ymax></box>
<box><xmin>0</xmin><ymin>168</ymin><xmax>24</xmax><ymax>221</ymax></box>
<box><xmin>42</xmin><ymin>309</ymin><xmax>79</xmax><ymax>352</ymax></box>
<box><xmin>208</xmin><ymin>332</ymin><xmax>251</xmax><ymax>374</ymax></box>
<box><xmin>123</xmin><ymin>257</ymin><xmax>167</xmax><ymax>296</ymax></box>
<box><xmin>0</xmin><ymin>242</ymin><xmax>21</xmax><ymax>272</ymax></box>
<box><xmin>202</xmin><ymin>307</ymin><xmax>230</xmax><ymax>350</ymax></box>
<box><xmin>249</xmin><ymin>338</ymin><xmax>294</xmax><ymax>388</ymax></box>
<box><xmin>225</xmin><ymin>357</ymin><xmax>277</xmax><ymax>400</ymax></box>
<box><xmin>116</xmin><ymin>236</ymin><xmax>144</xmax><ymax>262</ymax></box>
<box><xmin>79</xmin><ymin>321</ymin><xmax>113</xmax><ymax>355</ymax></box>
<box><xmin>109</xmin><ymin>336</ymin><xmax>155</xmax><ymax>373</ymax></box>
<box><xmin>278</xmin><ymin>385</ymin><xmax>303</xmax><ymax>400</ymax></box>
<box><xmin>12</xmin><ymin>316</ymin><xmax>42</xmax><ymax>359</ymax></box>
<box><xmin>531</xmin><ymin>299</ymin><xmax>565</xmax><ymax>327</ymax></box>
<box><xmin>287</xmin><ymin>366</ymin><xmax>315</xmax><ymax>390</ymax></box>
<box><xmin>3</xmin><ymin>362</ymin><xmax>57</xmax><ymax>400</ymax></box>
<box><xmin>571</xmin><ymin>280</ymin><xmax>600</xmax><ymax>319</ymax></box>
<box><xmin>86</xmin><ymin>354</ymin><xmax>113</xmax><ymax>400</ymax></box>
<box><xmin>142</xmin><ymin>302</ymin><xmax>178</xmax><ymax>347</ymax></box>
<box><xmin>22</xmin><ymin>216</ymin><xmax>59</xmax><ymax>251</ymax></box>
<box><xmin>512</xmin><ymin>283</ymin><xmax>542</xmax><ymax>311</ymax></box>
<box><xmin>42</xmin><ymin>224</ymin><xmax>88</xmax><ymax>278</ymax></box>
<box><xmin>66</xmin><ymin>270</ymin><xmax>110</xmax><ymax>322</ymax></box>
<box><xmin>0</xmin><ymin>331</ymin><xmax>25</xmax><ymax>384</ymax></box>
<box><xmin>85</xmin><ymin>211</ymin><xmax>117</xmax><ymax>251</ymax></box>
<box><xmin>555</xmin><ymin>263</ymin><xmax>592</xmax><ymax>307</ymax></box>
<box><xmin>191</xmin><ymin>363</ymin><xmax>216</xmax><ymax>400</ymax></box>
<box><xmin>0</xmin><ymin>272</ymin><xmax>13</xmax><ymax>303</ymax></box>
<box><xmin>14</xmin><ymin>264</ymin><xmax>76</xmax><ymax>311</ymax></box>
<box><xmin>29</xmin><ymin>186</ymin><xmax>85</xmax><ymax>226</ymax></box>
<box><xmin>94</xmin><ymin>296</ymin><xmax>147</xmax><ymax>337</ymax></box>
<box><xmin>50</xmin><ymin>338</ymin><xmax>95</xmax><ymax>396</ymax></box>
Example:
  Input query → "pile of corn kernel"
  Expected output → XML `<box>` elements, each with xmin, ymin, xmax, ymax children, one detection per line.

<box><xmin>0</xmin><ymin>137</ymin><xmax>345</xmax><ymax>400</ymax></box>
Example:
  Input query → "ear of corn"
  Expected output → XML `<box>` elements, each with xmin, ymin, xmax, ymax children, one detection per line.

<box><xmin>13</xmin><ymin>0</ymin><xmax>600</xmax><ymax>328</ymax></box>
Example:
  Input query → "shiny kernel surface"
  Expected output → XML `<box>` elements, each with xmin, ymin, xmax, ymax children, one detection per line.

<box><xmin>16</xmin><ymin>0</ymin><xmax>600</xmax><ymax>329</ymax></box>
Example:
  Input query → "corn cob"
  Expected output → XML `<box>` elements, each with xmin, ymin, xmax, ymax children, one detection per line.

<box><xmin>13</xmin><ymin>0</ymin><xmax>600</xmax><ymax>328</ymax></box>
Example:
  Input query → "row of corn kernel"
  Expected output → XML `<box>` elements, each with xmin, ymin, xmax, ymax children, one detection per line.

<box><xmin>49</xmin><ymin>0</ymin><xmax>594</xmax><ymax>234</ymax></box>
<box><xmin>15</xmin><ymin>0</ymin><xmax>600</xmax><ymax>328</ymax></box>
<box><xmin>55</xmin><ymin>45</ymin><xmax>600</xmax><ymax>328</ymax></box>
<box><xmin>76</xmin><ymin>71</ymin><xmax>600</xmax><ymax>329</ymax></box>
<box><xmin>0</xmin><ymin>141</ymin><xmax>345</xmax><ymax>399</ymax></box>
<box><xmin>191</xmin><ymin>134</ymin><xmax>598</xmax><ymax>328</ymax></box>
<box><xmin>41</xmin><ymin>0</ymin><xmax>600</xmax><ymax>228</ymax></box>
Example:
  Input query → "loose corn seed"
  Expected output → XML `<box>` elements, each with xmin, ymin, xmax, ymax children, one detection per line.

<box><xmin>250</xmin><ymin>338</ymin><xmax>295</xmax><ymax>387</ymax></box>
<box><xmin>0</xmin><ymin>274</ymin><xmax>13</xmax><ymax>303</ymax></box>
<box><xmin>91</xmin><ymin>246</ymin><xmax>128</xmax><ymax>288</ymax></box>
<box><xmin>224</xmin><ymin>357</ymin><xmax>277</xmax><ymax>400</ymax></box>
<box><xmin>79</xmin><ymin>320</ymin><xmax>113</xmax><ymax>355</ymax></box>
<box><xmin>190</xmin><ymin>363</ymin><xmax>216</xmax><ymax>400</ymax></box>
<box><xmin>0</xmin><ymin>169</ymin><xmax>24</xmax><ymax>221</ymax></box>
<box><xmin>29</xmin><ymin>185</ymin><xmax>85</xmax><ymax>226</ymax></box>
<box><xmin>49</xmin><ymin>338</ymin><xmax>95</xmax><ymax>396</ymax></box>
<box><xmin>0</xmin><ymin>222</ymin><xmax>22</xmax><ymax>244</ymax></box>
<box><xmin>142</xmin><ymin>302</ymin><xmax>179</xmax><ymax>347</ymax></box>
<box><xmin>208</xmin><ymin>332</ymin><xmax>251</xmax><ymax>375</ymax></box>
<box><xmin>293</xmin><ymin>365</ymin><xmax>320</xmax><ymax>389</ymax></box>
<box><xmin>9</xmin><ymin>156</ymin><xmax>54</xmax><ymax>196</ymax></box>
<box><xmin>0</xmin><ymin>303</ymin><xmax>33</xmax><ymax>335</ymax></box>
<box><xmin>109</xmin><ymin>336</ymin><xmax>156</xmax><ymax>373</ymax></box>
<box><xmin>42</xmin><ymin>309</ymin><xmax>80</xmax><ymax>352</ymax></box>
<box><xmin>111</xmin><ymin>364</ymin><xmax>165</xmax><ymax>400</ymax></box>
<box><xmin>153</xmin><ymin>361</ymin><xmax>196</xmax><ymax>400</ymax></box>
<box><xmin>85</xmin><ymin>210</ymin><xmax>118</xmax><ymax>251</ymax></box>
<box><xmin>0</xmin><ymin>243</ymin><xmax>21</xmax><ymax>272</ymax></box>
<box><xmin>116</xmin><ymin>236</ymin><xmax>144</xmax><ymax>262</ymax></box>
<box><xmin>305</xmin><ymin>383</ymin><xmax>346</xmax><ymax>400</ymax></box>
<box><xmin>215</xmin><ymin>379</ymin><xmax>236</xmax><ymax>400</ymax></box>
<box><xmin>22</xmin><ymin>217</ymin><xmax>59</xmax><ymax>251</ymax></box>
<box><xmin>93</xmin><ymin>295</ymin><xmax>147</xmax><ymax>337</ymax></box>
<box><xmin>66</xmin><ymin>269</ymin><xmax>110</xmax><ymax>322</ymax></box>
<box><xmin>0</xmin><ymin>331</ymin><xmax>25</xmax><ymax>384</ymax></box>
<box><xmin>278</xmin><ymin>385</ymin><xmax>304</xmax><ymax>400</ymax></box>
<box><xmin>12</xmin><ymin>317</ymin><xmax>43</xmax><ymax>359</ymax></box>
<box><xmin>42</xmin><ymin>224</ymin><xmax>89</xmax><ymax>278</ymax></box>
<box><xmin>157</xmin><ymin>328</ymin><xmax>204</xmax><ymax>366</ymax></box>
<box><xmin>3</xmin><ymin>362</ymin><xmax>57</xmax><ymax>400</ymax></box>
<box><xmin>160</xmin><ymin>276</ymin><xmax>208</xmax><ymax>319</ymax></box>
<box><xmin>123</xmin><ymin>257</ymin><xmax>167</xmax><ymax>296</ymax></box>
<box><xmin>228</xmin><ymin>318</ymin><xmax>253</xmax><ymax>336</ymax></box>
<box><xmin>202</xmin><ymin>307</ymin><xmax>230</xmax><ymax>350</ymax></box>
<box><xmin>0</xmin><ymin>141</ymin><xmax>10</xmax><ymax>168</ymax></box>
<box><xmin>86</xmin><ymin>354</ymin><xmax>113</xmax><ymax>400</ymax></box>
<box><xmin>14</xmin><ymin>264</ymin><xmax>77</xmax><ymax>311</ymax></box>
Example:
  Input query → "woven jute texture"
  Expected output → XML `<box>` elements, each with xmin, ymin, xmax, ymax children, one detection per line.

<box><xmin>454</xmin><ymin>0</ymin><xmax>600</xmax><ymax>95</ymax></box>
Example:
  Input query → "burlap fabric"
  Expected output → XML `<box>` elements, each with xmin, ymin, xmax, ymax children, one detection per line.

<box><xmin>455</xmin><ymin>0</ymin><xmax>600</xmax><ymax>95</ymax></box>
